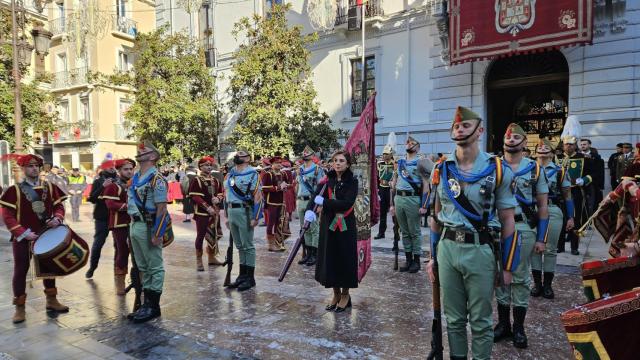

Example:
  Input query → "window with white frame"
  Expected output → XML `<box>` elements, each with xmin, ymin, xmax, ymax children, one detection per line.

<box><xmin>118</xmin><ymin>49</ymin><xmax>133</xmax><ymax>72</ymax></box>
<box><xmin>79</xmin><ymin>96</ymin><xmax>90</xmax><ymax>122</ymax></box>
<box><xmin>59</xmin><ymin>100</ymin><xmax>70</xmax><ymax>123</ymax></box>
<box><xmin>119</xmin><ymin>100</ymin><xmax>131</xmax><ymax>124</ymax></box>
<box><xmin>350</xmin><ymin>55</ymin><xmax>375</xmax><ymax>117</ymax></box>
<box><xmin>116</xmin><ymin>0</ymin><xmax>127</xmax><ymax>18</ymax></box>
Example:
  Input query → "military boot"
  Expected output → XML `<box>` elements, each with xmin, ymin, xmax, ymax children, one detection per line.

<box><xmin>530</xmin><ymin>270</ymin><xmax>543</xmax><ymax>297</ymax></box>
<box><xmin>543</xmin><ymin>272</ymin><xmax>555</xmax><ymax>299</ymax></box>
<box><xmin>196</xmin><ymin>249</ymin><xmax>204</xmax><ymax>271</ymax></box>
<box><xmin>399</xmin><ymin>252</ymin><xmax>413</xmax><ymax>272</ymax></box>
<box><xmin>408</xmin><ymin>254</ymin><xmax>421</xmax><ymax>273</ymax></box>
<box><xmin>44</xmin><ymin>288</ymin><xmax>69</xmax><ymax>313</ymax></box>
<box><xmin>493</xmin><ymin>303</ymin><xmax>512</xmax><ymax>342</ymax></box>
<box><xmin>298</xmin><ymin>245</ymin><xmax>310</xmax><ymax>264</ymax></box>
<box><xmin>133</xmin><ymin>290</ymin><xmax>162</xmax><ymax>323</ymax></box>
<box><xmin>305</xmin><ymin>247</ymin><xmax>317</xmax><ymax>266</ymax></box>
<box><xmin>226</xmin><ymin>265</ymin><xmax>246</xmax><ymax>289</ymax></box>
<box><xmin>12</xmin><ymin>294</ymin><xmax>26</xmax><ymax>324</ymax></box>
<box><xmin>237</xmin><ymin>266</ymin><xmax>256</xmax><ymax>292</ymax></box>
<box><xmin>512</xmin><ymin>306</ymin><xmax>528</xmax><ymax>348</ymax></box>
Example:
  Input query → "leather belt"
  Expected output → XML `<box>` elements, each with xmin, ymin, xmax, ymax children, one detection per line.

<box><xmin>228</xmin><ymin>203</ymin><xmax>248</xmax><ymax>209</ymax></box>
<box><xmin>397</xmin><ymin>190</ymin><xmax>419</xmax><ymax>197</ymax></box>
<box><xmin>297</xmin><ymin>196</ymin><xmax>311</xmax><ymax>201</ymax></box>
<box><xmin>443</xmin><ymin>229</ymin><xmax>491</xmax><ymax>245</ymax></box>
<box><xmin>132</xmin><ymin>215</ymin><xmax>145</xmax><ymax>223</ymax></box>
<box><xmin>515</xmin><ymin>214</ymin><xmax>526</xmax><ymax>223</ymax></box>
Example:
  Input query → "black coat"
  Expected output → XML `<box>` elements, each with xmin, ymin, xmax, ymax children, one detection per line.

<box><xmin>308</xmin><ymin>169</ymin><xmax>359</xmax><ymax>289</ymax></box>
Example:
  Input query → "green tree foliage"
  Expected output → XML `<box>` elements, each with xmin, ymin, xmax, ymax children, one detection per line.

<box><xmin>229</xmin><ymin>4</ymin><xmax>343</xmax><ymax>157</ymax></box>
<box><xmin>102</xmin><ymin>27</ymin><xmax>218</xmax><ymax>161</ymax></box>
<box><xmin>0</xmin><ymin>10</ymin><xmax>56</xmax><ymax>150</ymax></box>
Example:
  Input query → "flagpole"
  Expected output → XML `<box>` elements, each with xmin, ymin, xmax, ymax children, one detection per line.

<box><xmin>361</xmin><ymin>0</ymin><xmax>366</xmax><ymax>111</ymax></box>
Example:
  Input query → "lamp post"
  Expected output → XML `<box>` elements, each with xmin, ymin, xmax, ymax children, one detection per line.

<box><xmin>8</xmin><ymin>0</ymin><xmax>51</xmax><ymax>182</ymax></box>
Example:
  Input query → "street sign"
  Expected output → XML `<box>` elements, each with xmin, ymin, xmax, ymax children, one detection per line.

<box><xmin>0</xmin><ymin>140</ymin><xmax>10</xmax><ymax>189</ymax></box>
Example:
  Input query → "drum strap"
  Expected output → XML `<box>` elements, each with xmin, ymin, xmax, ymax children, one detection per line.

<box><xmin>18</xmin><ymin>181</ymin><xmax>47</xmax><ymax>222</ymax></box>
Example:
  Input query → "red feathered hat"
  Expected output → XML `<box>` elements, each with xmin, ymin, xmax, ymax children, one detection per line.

<box><xmin>100</xmin><ymin>160</ymin><xmax>116</xmax><ymax>170</ymax></box>
<box><xmin>198</xmin><ymin>156</ymin><xmax>215</xmax><ymax>167</ymax></box>
<box><xmin>0</xmin><ymin>154</ymin><xmax>44</xmax><ymax>167</ymax></box>
<box><xmin>115</xmin><ymin>158</ymin><xmax>136</xmax><ymax>169</ymax></box>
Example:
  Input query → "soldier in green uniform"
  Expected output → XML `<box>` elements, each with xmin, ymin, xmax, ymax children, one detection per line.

<box><xmin>374</xmin><ymin>142</ymin><xmax>395</xmax><ymax>239</ymax></box>
<box><xmin>224</xmin><ymin>150</ymin><xmax>263</xmax><ymax>292</ymax></box>
<box><xmin>494</xmin><ymin>124</ymin><xmax>549</xmax><ymax>349</ymax></box>
<box><xmin>558</xmin><ymin>116</ymin><xmax>593</xmax><ymax>255</ymax></box>
<box><xmin>127</xmin><ymin>141</ymin><xmax>170</xmax><ymax>323</ymax></box>
<box><xmin>531</xmin><ymin>138</ymin><xmax>575</xmax><ymax>299</ymax></box>
<box><xmin>390</xmin><ymin>136</ymin><xmax>429</xmax><ymax>273</ymax></box>
<box><xmin>428</xmin><ymin>106</ymin><xmax>518</xmax><ymax>360</ymax></box>
<box><xmin>296</xmin><ymin>146</ymin><xmax>324</xmax><ymax>266</ymax></box>
<box><xmin>614</xmin><ymin>143</ymin><xmax>634</xmax><ymax>187</ymax></box>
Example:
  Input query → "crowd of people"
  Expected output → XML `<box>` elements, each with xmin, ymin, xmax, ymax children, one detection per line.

<box><xmin>2</xmin><ymin>105</ymin><xmax>639</xmax><ymax>359</ymax></box>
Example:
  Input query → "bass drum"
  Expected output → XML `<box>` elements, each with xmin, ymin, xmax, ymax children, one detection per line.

<box><xmin>581</xmin><ymin>256</ymin><xmax>640</xmax><ymax>302</ymax></box>
<box><xmin>33</xmin><ymin>225</ymin><xmax>89</xmax><ymax>278</ymax></box>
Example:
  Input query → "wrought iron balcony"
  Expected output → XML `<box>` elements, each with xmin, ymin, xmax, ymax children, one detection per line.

<box><xmin>114</xmin><ymin>123</ymin><xmax>134</xmax><ymax>141</ymax></box>
<box><xmin>52</xmin><ymin>121</ymin><xmax>92</xmax><ymax>142</ymax></box>
<box><xmin>114</xmin><ymin>17</ymin><xmax>138</xmax><ymax>36</ymax></box>
<box><xmin>335</xmin><ymin>0</ymin><xmax>348</xmax><ymax>26</ymax></box>
<box><xmin>335</xmin><ymin>0</ymin><xmax>384</xmax><ymax>27</ymax></box>
<box><xmin>49</xmin><ymin>17</ymin><xmax>66</xmax><ymax>36</ymax></box>
<box><xmin>51</xmin><ymin>67</ymin><xmax>88</xmax><ymax>89</ymax></box>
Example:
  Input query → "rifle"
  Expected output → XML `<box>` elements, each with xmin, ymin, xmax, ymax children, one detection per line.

<box><xmin>125</xmin><ymin>248</ymin><xmax>142</xmax><ymax>319</ymax></box>
<box><xmin>279</xmin><ymin>182</ymin><xmax>328</xmax><ymax>282</ymax></box>
<box><xmin>426</xmin><ymin>257</ymin><xmax>443</xmax><ymax>360</ymax></box>
<box><xmin>223</xmin><ymin>232</ymin><xmax>234</xmax><ymax>287</ymax></box>
<box><xmin>391</xmin><ymin>188</ymin><xmax>400</xmax><ymax>270</ymax></box>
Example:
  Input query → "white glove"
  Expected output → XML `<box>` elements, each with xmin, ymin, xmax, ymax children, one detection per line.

<box><xmin>314</xmin><ymin>195</ymin><xmax>324</xmax><ymax>206</ymax></box>
<box><xmin>575</xmin><ymin>178</ymin><xmax>584</xmax><ymax>186</ymax></box>
<box><xmin>304</xmin><ymin>210</ymin><xmax>317</xmax><ymax>223</ymax></box>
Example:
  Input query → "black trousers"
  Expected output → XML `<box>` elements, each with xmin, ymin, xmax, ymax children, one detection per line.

<box><xmin>378</xmin><ymin>186</ymin><xmax>390</xmax><ymax>235</ymax></box>
<box><xmin>90</xmin><ymin>219</ymin><xmax>111</xmax><ymax>268</ymax></box>
<box><xmin>558</xmin><ymin>187</ymin><xmax>587</xmax><ymax>252</ymax></box>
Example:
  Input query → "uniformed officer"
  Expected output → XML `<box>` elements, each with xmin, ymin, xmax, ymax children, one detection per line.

<box><xmin>375</xmin><ymin>142</ymin><xmax>395</xmax><ymax>239</ymax></box>
<box><xmin>494</xmin><ymin>124</ymin><xmax>549</xmax><ymax>349</ymax></box>
<box><xmin>390</xmin><ymin>136</ymin><xmax>428</xmax><ymax>273</ymax></box>
<box><xmin>127</xmin><ymin>141</ymin><xmax>170</xmax><ymax>323</ymax></box>
<box><xmin>67</xmin><ymin>168</ymin><xmax>87</xmax><ymax>222</ymax></box>
<box><xmin>559</xmin><ymin>116</ymin><xmax>593</xmax><ymax>255</ymax></box>
<box><xmin>531</xmin><ymin>138</ymin><xmax>575</xmax><ymax>300</ymax></box>
<box><xmin>224</xmin><ymin>150</ymin><xmax>263</xmax><ymax>292</ymax></box>
<box><xmin>296</xmin><ymin>146</ymin><xmax>324</xmax><ymax>266</ymax></box>
<box><xmin>615</xmin><ymin>143</ymin><xmax>634</xmax><ymax>187</ymax></box>
<box><xmin>189</xmin><ymin>156</ymin><xmax>224</xmax><ymax>271</ymax></box>
<box><xmin>262</xmin><ymin>156</ymin><xmax>289</xmax><ymax>252</ymax></box>
<box><xmin>427</xmin><ymin>106</ymin><xmax>517</xmax><ymax>360</ymax></box>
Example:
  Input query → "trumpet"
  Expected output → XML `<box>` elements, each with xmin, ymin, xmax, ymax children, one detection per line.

<box><xmin>576</xmin><ymin>205</ymin><xmax>608</xmax><ymax>237</ymax></box>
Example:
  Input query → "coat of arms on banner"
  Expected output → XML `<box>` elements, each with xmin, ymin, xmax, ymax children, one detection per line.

<box><xmin>495</xmin><ymin>0</ymin><xmax>537</xmax><ymax>36</ymax></box>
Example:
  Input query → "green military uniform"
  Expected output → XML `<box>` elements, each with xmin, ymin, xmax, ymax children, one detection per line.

<box><xmin>394</xmin><ymin>137</ymin><xmax>423</xmax><ymax>273</ymax></box>
<box><xmin>559</xmin><ymin>147</ymin><xmax>592</xmax><ymax>254</ymax></box>
<box><xmin>224</xmin><ymin>157</ymin><xmax>262</xmax><ymax>291</ymax></box>
<box><xmin>495</xmin><ymin>157</ymin><xmax>548</xmax><ymax>308</ymax></box>
<box><xmin>433</xmin><ymin>106</ymin><xmax>518</xmax><ymax>360</ymax></box>
<box><xmin>296</xmin><ymin>146</ymin><xmax>324</xmax><ymax>266</ymax></box>
<box><xmin>376</xmin><ymin>157</ymin><xmax>394</xmax><ymax>238</ymax></box>
<box><xmin>68</xmin><ymin>172</ymin><xmax>87</xmax><ymax>222</ymax></box>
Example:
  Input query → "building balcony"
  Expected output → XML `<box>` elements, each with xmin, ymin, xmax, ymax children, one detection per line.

<box><xmin>51</xmin><ymin>67</ymin><xmax>89</xmax><ymax>90</ymax></box>
<box><xmin>335</xmin><ymin>0</ymin><xmax>384</xmax><ymax>29</ymax></box>
<box><xmin>114</xmin><ymin>17</ymin><xmax>138</xmax><ymax>37</ymax></box>
<box><xmin>114</xmin><ymin>123</ymin><xmax>134</xmax><ymax>141</ymax></box>
<box><xmin>51</xmin><ymin>121</ymin><xmax>93</xmax><ymax>142</ymax></box>
<box><xmin>49</xmin><ymin>17</ymin><xmax>66</xmax><ymax>36</ymax></box>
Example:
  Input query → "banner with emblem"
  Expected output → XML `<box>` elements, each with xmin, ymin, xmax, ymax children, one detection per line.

<box><xmin>449</xmin><ymin>0</ymin><xmax>593</xmax><ymax>65</ymax></box>
<box><xmin>344</xmin><ymin>93</ymin><xmax>380</xmax><ymax>283</ymax></box>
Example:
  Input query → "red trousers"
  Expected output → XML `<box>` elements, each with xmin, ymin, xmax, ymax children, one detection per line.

<box><xmin>12</xmin><ymin>240</ymin><xmax>54</xmax><ymax>297</ymax></box>
<box><xmin>266</xmin><ymin>205</ymin><xmax>282</xmax><ymax>236</ymax></box>
<box><xmin>112</xmin><ymin>227</ymin><xmax>130</xmax><ymax>273</ymax></box>
<box><xmin>194</xmin><ymin>215</ymin><xmax>210</xmax><ymax>251</ymax></box>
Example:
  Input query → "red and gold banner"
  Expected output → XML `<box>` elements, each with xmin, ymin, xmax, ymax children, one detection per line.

<box><xmin>449</xmin><ymin>0</ymin><xmax>593</xmax><ymax>65</ymax></box>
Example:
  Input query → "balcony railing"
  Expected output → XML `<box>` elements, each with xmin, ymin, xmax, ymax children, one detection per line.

<box><xmin>114</xmin><ymin>124</ymin><xmax>134</xmax><ymax>141</ymax></box>
<box><xmin>114</xmin><ymin>17</ymin><xmax>138</xmax><ymax>36</ymax></box>
<box><xmin>335</xmin><ymin>0</ymin><xmax>384</xmax><ymax>27</ymax></box>
<box><xmin>51</xmin><ymin>67</ymin><xmax>88</xmax><ymax>89</ymax></box>
<box><xmin>49</xmin><ymin>17</ymin><xmax>66</xmax><ymax>36</ymax></box>
<box><xmin>52</xmin><ymin>121</ymin><xmax>92</xmax><ymax>142</ymax></box>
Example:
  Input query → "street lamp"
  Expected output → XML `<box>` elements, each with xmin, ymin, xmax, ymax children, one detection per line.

<box><xmin>31</xmin><ymin>25</ymin><xmax>53</xmax><ymax>56</ymax></box>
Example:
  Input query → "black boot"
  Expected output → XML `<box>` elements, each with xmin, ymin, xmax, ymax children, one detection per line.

<box><xmin>305</xmin><ymin>247</ymin><xmax>317</xmax><ymax>266</ymax></box>
<box><xmin>542</xmin><ymin>272</ymin><xmax>555</xmax><ymax>299</ymax></box>
<box><xmin>226</xmin><ymin>265</ymin><xmax>246</xmax><ymax>289</ymax></box>
<box><xmin>512</xmin><ymin>306</ymin><xmax>528</xmax><ymax>348</ymax></box>
<box><xmin>133</xmin><ymin>290</ymin><xmax>161</xmax><ymax>323</ymax></box>
<box><xmin>374</xmin><ymin>233</ymin><xmax>385</xmax><ymax>239</ymax></box>
<box><xmin>237</xmin><ymin>266</ymin><xmax>255</xmax><ymax>292</ymax></box>
<box><xmin>530</xmin><ymin>270</ymin><xmax>543</xmax><ymax>297</ymax></box>
<box><xmin>127</xmin><ymin>290</ymin><xmax>147</xmax><ymax>320</ymax></box>
<box><xmin>298</xmin><ymin>246</ymin><xmax>310</xmax><ymax>264</ymax></box>
<box><xmin>85</xmin><ymin>263</ymin><xmax>97</xmax><ymax>279</ymax></box>
<box><xmin>399</xmin><ymin>253</ymin><xmax>412</xmax><ymax>272</ymax></box>
<box><xmin>493</xmin><ymin>303</ymin><xmax>512</xmax><ymax>343</ymax></box>
<box><xmin>408</xmin><ymin>254</ymin><xmax>421</xmax><ymax>273</ymax></box>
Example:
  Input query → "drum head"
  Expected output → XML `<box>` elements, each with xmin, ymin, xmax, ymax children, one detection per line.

<box><xmin>33</xmin><ymin>226</ymin><xmax>69</xmax><ymax>255</ymax></box>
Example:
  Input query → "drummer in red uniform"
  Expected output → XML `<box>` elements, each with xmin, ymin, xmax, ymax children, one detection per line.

<box><xmin>101</xmin><ymin>158</ymin><xmax>136</xmax><ymax>295</ymax></box>
<box><xmin>0</xmin><ymin>154</ymin><xmax>70</xmax><ymax>323</ymax></box>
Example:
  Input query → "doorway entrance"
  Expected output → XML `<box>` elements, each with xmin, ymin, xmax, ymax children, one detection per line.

<box><xmin>486</xmin><ymin>50</ymin><xmax>569</xmax><ymax>154</ymax></box>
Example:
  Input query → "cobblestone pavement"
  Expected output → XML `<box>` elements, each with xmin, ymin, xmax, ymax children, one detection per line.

<box><xmin>0</xmin><ymin>203</ymin><xmax>603</xmax><ymax>359</ymax></box>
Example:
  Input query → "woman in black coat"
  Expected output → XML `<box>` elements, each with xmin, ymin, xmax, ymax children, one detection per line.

<box><xmin>305</xmin><ymin>150</ymin><xmax>358</xmax><ymax>313</ymax></box>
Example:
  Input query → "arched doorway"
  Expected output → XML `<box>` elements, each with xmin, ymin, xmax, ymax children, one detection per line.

<box><xmin>486</xmin><ymin>51</ymin><xmax>569</xmax><ymax>154</ymax></box>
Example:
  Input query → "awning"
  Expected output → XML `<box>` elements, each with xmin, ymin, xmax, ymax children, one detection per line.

<box><xmin>449</xmin><ymin>0</ymin><xmax>593</xmax><ymax>65</ymax></box>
